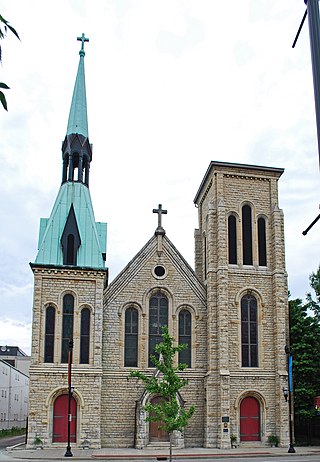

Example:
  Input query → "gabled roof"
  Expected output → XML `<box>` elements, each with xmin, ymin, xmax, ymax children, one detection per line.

<box><xmin>105</xmin><ymin>234</ymin><xmax>206</xmax><ymax>305</ymax></box>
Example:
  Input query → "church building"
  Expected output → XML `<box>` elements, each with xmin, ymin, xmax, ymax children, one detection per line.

<box><xmin>27</xmin><ymin>36</ymin><xmax>290</xmax><ymax>450</ymax></box>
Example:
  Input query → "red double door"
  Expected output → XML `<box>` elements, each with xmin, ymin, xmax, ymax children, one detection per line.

<box><xmin>240</xmin><ymin>397</ymin><xmax>260</xmax><ymax>441</ymax></box>
<box><xmin>53</xmin><ymin>395</ymin><xmax>77</xmax><ymax>443</ymax></box>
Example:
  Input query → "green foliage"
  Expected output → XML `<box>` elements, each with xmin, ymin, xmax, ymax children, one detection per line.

<box><xmin>306</xmin><ymin>266</ymin><xmax>320</xmax><ymax>322</ymax></box>
<box><xmin>0</xmin><ymin>14</ymin><xmax>20</xmax><ymax>111</ymax></box>
<box><xmin>129</xmin><ymin>326</ymin><xmax>195</xmax><ymax>435</ymax></box>
<box><xmin>0</xmin><ymin>427</ymin><xmax>26</xmax><ymax>438</ymax></box>
<box><xmin>267</xmin><ymin>434</ymin><xmax>279</xmax><ymax>446</ymax></box>
<box><xmin>290</xmin><ymin>268</ymin><xmax>320</xmax><ymax>418</ymax></box>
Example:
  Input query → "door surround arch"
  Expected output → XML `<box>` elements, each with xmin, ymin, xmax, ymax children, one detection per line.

<box><xmin>45</xmin><ymin>387</ymin><xmax>83</xmax><ymax>445</ymax></box>
<box><xmin>234</xmin><ymin>390</ymin><xmax>267</xmax><ymax>443</ymax></box>
<box><xmin>134</xmin><ymin>378</ymin><xmax>185</xmax><ymax>449</ymax></box>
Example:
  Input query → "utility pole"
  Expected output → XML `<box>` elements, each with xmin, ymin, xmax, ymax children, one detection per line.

<box><xmin>293</xmin><ymin>0</ymin><xmax>320</xmax><ymax>235</ymax></box>
<box><xmin>64</xmin><ymin>339</ymin><xmax>74</xmax><ymax>458</ymax></box>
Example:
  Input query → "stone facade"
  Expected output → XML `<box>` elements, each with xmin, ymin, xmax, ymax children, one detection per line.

<box><xmin>28</xmin><ymin>161</ymin><xmax>290</xmax><ymax>450</ymax></box>
<box><xmin>28</xmin><ymin>266</ymin><xmax>107</xmax><ymax>448</ymax></box>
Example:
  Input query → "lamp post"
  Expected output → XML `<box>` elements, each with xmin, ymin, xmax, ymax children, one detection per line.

<box><xmin>65</xmin><ymin>339</ymin><xmax>74</xmax><ymax>458</ymax></box>
<box><xmin>284</xmin><ymin>346</ymin><xmax>295</xmax><ymax>453</ymax></box>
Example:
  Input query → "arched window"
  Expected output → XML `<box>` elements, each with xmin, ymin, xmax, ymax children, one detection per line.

<box><xmin>80</xmin><ymin>308</ymin><xmax>90</xmax><ymax>364</ymax></box>
<box><xmin>149</xmin><ymin>292</ymin><xmax>168</xmax><ymax>367</ymax></box>
<box><xmin>242</xmin><ymin>205</ymin><xmax>253</xmax><ymax>265</ymax></box>
<box><xmin>178</xmin><ymin>310</ymin><xmax>191</xmax><ymax>367</ymax></box>
<box><xmin>61</xmin><ymin>294</ymin><xmax>74</xmax><ymax>363</ymax></box>
<box><xmin>44</xmin><ymin>305</ymin><xmax>55</xmax><ymax>363</ymax></box>
<box><xmin>124</xmin><ymin>307</ymin><xmax>138</xmax><ymax>367</ymax></box>
<box><xmin>258</xmin><ymin>217</ymin><xmax>267</xmax><ymax>266</ymax></box>
<box><xmin>228</xmin><ymin>215</ymin><xmax>237</xmax><ymax>264</ymax></box>
<box><xmin>241</xmin><ymin>294</ymin><xmax>258</xmax><ymax>367</ymax></box>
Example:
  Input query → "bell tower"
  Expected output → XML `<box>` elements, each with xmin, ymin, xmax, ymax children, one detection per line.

<box><xmin>194</xmin><ymin>161</ymin><xmax>289</xmax><ymax>448</ymax></box>
<box><xmin>28</xmin><ymin>35</ymin><xmax>107</xmax><ymax>449</ymax></box>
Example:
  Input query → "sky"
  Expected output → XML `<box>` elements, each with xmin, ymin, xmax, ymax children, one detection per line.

<box><xmin>0</xmin><ymin>0</ymin><xmax>319</xmax><ymax>355</ymax></box>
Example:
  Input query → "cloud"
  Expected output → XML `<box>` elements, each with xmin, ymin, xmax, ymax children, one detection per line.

<box><xmin>0</xmin><ymin>319</ymin><xmax>32</xmax><ymax>355</ymax></box>
<box><xmin>0</xmin><ymin>0</ymin><xmax>319</xmax><ymax>350</ymax></box>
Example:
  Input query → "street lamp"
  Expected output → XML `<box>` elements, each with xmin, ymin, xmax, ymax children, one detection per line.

<box><xmin>284</xmin><ymin>346</ymin><xmax>295</xmax><ymax>454</ymax></box>
<box><xmin>65</xmin><ymin>339</ymin><xmax>74</xmax><ymax>458</ymax></box>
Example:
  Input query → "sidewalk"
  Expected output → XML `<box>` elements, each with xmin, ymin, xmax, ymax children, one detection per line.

<box><xmin>5</xmin><ymin>444</ymin><xmax>320</xmax><ymax>460</ymax></box>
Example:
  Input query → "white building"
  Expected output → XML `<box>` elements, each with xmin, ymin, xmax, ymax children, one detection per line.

<box><xmin>0</xmin><ymin>357</ymin><xmax>29</xmax><ymax>430</ymax></box>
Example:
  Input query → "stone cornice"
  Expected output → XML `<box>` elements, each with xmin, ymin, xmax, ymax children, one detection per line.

<box><xmin>30</xmin><ymin>262</ymin><xmax>108</xmax><ymax>280</ymax></box>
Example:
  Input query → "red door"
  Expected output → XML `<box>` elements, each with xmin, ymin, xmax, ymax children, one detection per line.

<box><xmin>240</xmin><ymin>396</ymin><xmax>260</xmax><ymax>441</ymax></box>
<box><xmin>53</xmin><ymin>394</ymin><xmax>77</xmax><ymax>443</ymax></box>
<box><xmin>149</xmin><ymin>396</ymin><xmax>169</xmax><ymax>442</ymax></box>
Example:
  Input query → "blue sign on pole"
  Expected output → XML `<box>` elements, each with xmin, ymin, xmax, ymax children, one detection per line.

<box><xmin>288</xmin><ymin>356</ymin><xmax>293</xmax><ymax>392</ymax></box>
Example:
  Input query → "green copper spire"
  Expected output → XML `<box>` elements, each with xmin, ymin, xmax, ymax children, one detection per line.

<box><xmin>34</xmin><ymin>34</ymin><xmax>107</xmax><ymax>269</ymax></box>
<box><xmin>67</xmin><ymin>34</ymin><xmax>89</xmax><ymax>137</ymax></box>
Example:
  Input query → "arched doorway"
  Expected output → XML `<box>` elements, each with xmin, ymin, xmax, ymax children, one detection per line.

<box><xmin>149</xmin><ymin>396</ymin><xmax>169</xmax><ymax>443</ymax></box>
<box><xmin>240</xmin><ymin>396</ymin><xmax>260</xmax><ymax>441</ymax></box>
<box><xmin>53</xmin><ymin>394</ymin><xmax>77</xmax><ymax>443</ymax></box>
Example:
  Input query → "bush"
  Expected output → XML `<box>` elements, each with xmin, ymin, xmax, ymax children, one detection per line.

<box><xmin>0</xmin><ymin>427</ymin><xmax>26</xmax><ymax>438</ymax></box>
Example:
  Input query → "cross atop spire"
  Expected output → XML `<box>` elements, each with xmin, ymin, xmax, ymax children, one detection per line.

<box><xmin>153</xmin><ymin>204</ymin><xmax>167</xmax><ymax>236</ymax></box>
<box><xmin>77</xmin><ymin>33</ymin><xmax>89</xmax><ymax>57</ymax></box>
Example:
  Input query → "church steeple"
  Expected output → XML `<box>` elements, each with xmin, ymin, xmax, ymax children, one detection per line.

<box><xmin>34</xmin><ymin>35</ymin><xmax>107</xmax><ymax>269</ymax></box>
<box><xmin>61</xmin><ymin>34</ymin><xmax>92</xmax><ymax>187</ymax></box>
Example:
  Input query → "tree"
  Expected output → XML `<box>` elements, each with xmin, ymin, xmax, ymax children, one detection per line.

<box><xmin>0</xmin><ymin>14</ymin><xmax>20</xmax><ymax>110</ymax></box>
<box><xmin>306</xmin><ymin>266</ymin><xmax>320</xmax><ymax>322</ymax></box>
<box><xmin>129</xmin><ymin>326</ymin><xmax>195</xmax><ymax>462</ymax></box>
<box><xmin>289</xmin><ymin>269</ymin><xmax>320</xmax><ymax>418</ymax></box>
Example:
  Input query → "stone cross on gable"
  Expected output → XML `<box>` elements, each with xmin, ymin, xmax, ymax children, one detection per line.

<box><xmin>77</xmin><ymin>33</ymin><xmax>89</xmax><ymax>55</ymax></box>
<box><xmin>153</xmin><ymin>204</ymin><xmax>167</xmax><ymax>236</ymax></box>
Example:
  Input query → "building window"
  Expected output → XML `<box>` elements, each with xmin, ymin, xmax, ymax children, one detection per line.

<box><xmin>61</xmin><ymin>294</ymin><xmax>74</xmax><ymax>363</ymax></box>
<box><xmin>242</xmin><ymin>205</ymin><xmax>253</xmax><ymax>265</ymax></box>
<box><xmin>44</xmin><ymin>305</ymin><xmax>55</xmax><ymax>363</ymax></box>
<box><xmin>149</xmin><ymin>292</ymin><xmax>168</xmax><ymax>367</ymax></box>
<box><xmin>124</xmin><ymin>307</ymin><xmax>138</xmax><ymax>367</ymax></box>
<box><xmin>61</xmin><ymin>205</ymin><xmax>81</xmax><ymax>266</ymax></box>
<box><xmin>178</xmin><ymin>310</ymin><xmax>191</xmax><ymax>367</ymax></box>
<box><xmin>80</xmin><ymin>308</ymin><xmax>90</xmax><ymax>364</ymax></box>
<box><xmin>228</xmin><ymin>214</ymin><xmax>237</xmax><ymax>264</ymax></box>
<box><xmin>258</xmin><ymin>217</ymin><xmax>267</xmax><ymax>266</ymax></box>
<box><xmin>241</xmin><ymin>294</ymin><xmax>258</xmax><ymax>367</ymax></box>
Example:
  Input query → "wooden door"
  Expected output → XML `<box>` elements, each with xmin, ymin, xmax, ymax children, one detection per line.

<box><xmin>240</xmin><ymin>396</ymin><xmax>260</xmax><ymax>441</ymax></box>
<box><xmin>53</xmin><ymin>394</ymin><xmax>77</xmax><ymax>443</ymax></box>
<box><xmin>149</xmin><ymin>396</ymin><xmax>169</xmax><ymax>442</ymax></box>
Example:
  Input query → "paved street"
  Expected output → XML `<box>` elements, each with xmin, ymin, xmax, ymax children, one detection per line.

<box><xmin>1</xmin><ymin>452</ymin><xmax>320</xmax><ymax>462</ymax></box>
<box><xmin>0</xmin><ymin>436</ymin><xmax>25</xmax><ymax>451</ymax></box>
<box><xmin>1</xmin><ymin>445</ymin><xmax>320</xmax><ymax>462</ymax></box>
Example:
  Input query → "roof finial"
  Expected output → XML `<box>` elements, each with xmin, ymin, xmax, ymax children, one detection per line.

<box><xmin>153</xmin><ymin>204</ymin><xmax>167</xmax><ymax>236</ymax></box>
<box><xmin>77</xmin><ymin>33</ymin><xmax>89</xmax><ymax>57</ymax></box>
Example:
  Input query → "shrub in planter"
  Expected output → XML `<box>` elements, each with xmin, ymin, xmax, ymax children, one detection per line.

<box><xmin>267</xmin><ymin>434</ymin><xmax>279</xmax><ymax>447</ymax></box>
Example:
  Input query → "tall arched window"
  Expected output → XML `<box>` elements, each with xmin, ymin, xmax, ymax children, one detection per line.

<box><xmin>125</xmin><ymin>307</ymin><xmax>138</xmax><ymax>367</ymax></box>
<box><xmin>228</xmin><ymin>215</ymin><xmax>237</xmax><ymax>264</ymax></box>
<box><xmin>149</xmin><ymin>292</ymin><xmax>168</xmax><ymax>367</ymax></box>
<box><xmin>61</xmin><ymin>294</ymin><xmax>74</xmax><ymax>363</ymax></box>
<box><xmin>258</xmin><ymin>217</ymin><xmax>267</xmax><ymax>266</ymax></box>
<box><xmin>178</xmin><ymin>310</ymin><xmax>191</xmax><ymax>367</ymax></box>
<box><xmin>44</xmin><ymin>305</ymin><xmax>55</xmax><ymax>363</ymax></box>
<box><xmin>241</xmin><ymin>294</ymin><xmax>258</xmax><ymax>367</ymax></box>
<box><xmin>80</xmin><ymin>308</ymin><xmax>90</xmax><ymax>364</ymax></box>
<box><xmin>242</xmin><ymin>205</ymin><xmax>253</xmax><ymax>265</ymax></box>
